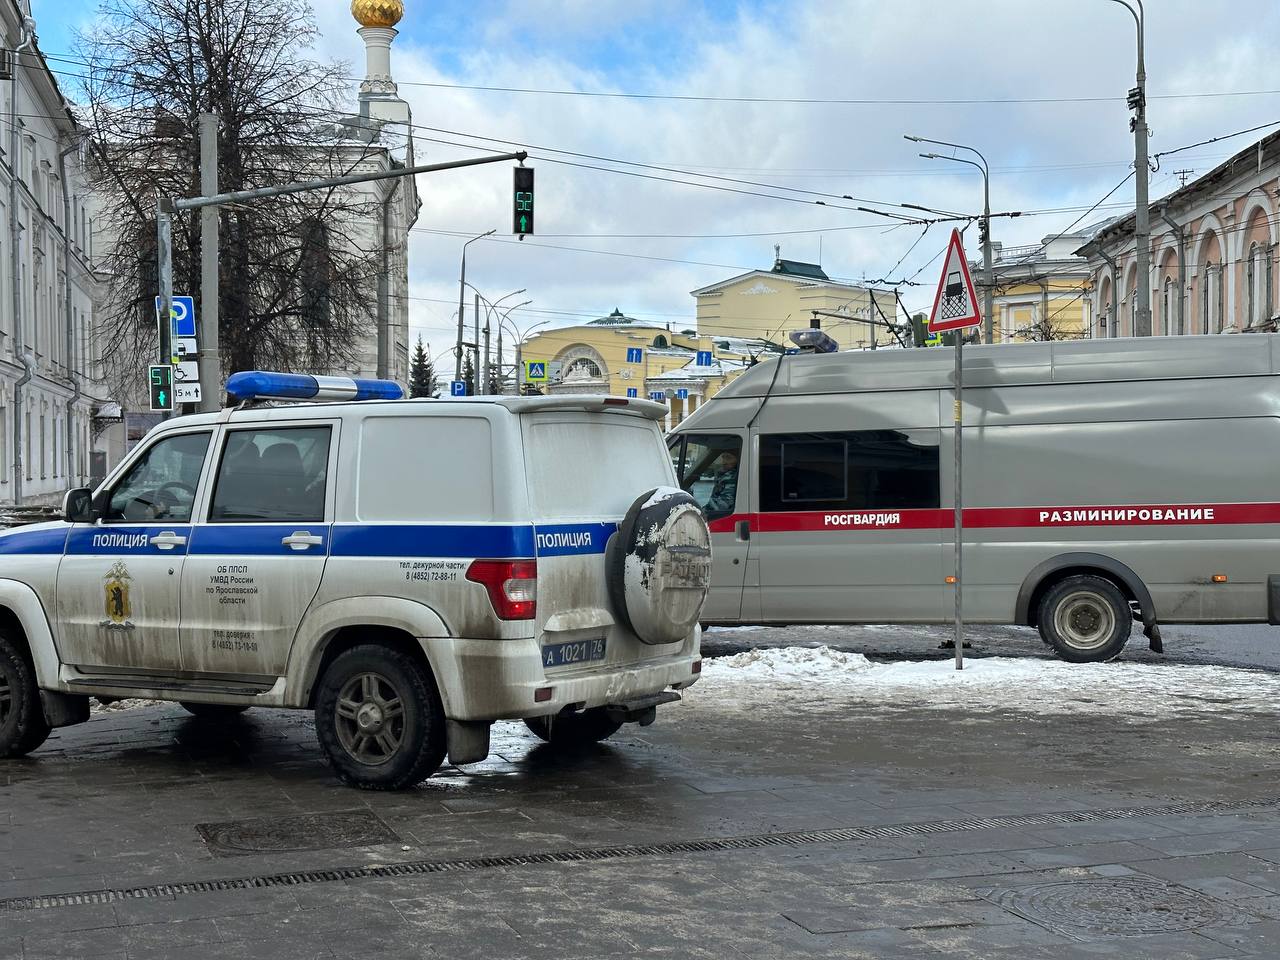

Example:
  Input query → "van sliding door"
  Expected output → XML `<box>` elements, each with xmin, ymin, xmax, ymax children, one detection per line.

<box><xmin>751</xmin><ymin>428</ymin><xmax>946</xmax><ymax>623</ymax></box>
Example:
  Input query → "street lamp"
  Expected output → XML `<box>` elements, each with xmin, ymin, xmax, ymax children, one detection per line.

<box><xmin>501</xmin><ymin>314</ymin><xmax>548</xmax><ymax>395</ymax></box>
<box><xmin>465</xmin><ymin>285</ymin><xmax>526</xmax><ymax>395</ymax></box>
<box><xmin>495</xmin><ymin>304</ymin><xmax>536</xmax><ymax>394</ymax></box>
<box><xmin>907</xmin><ymin>135</ymin><xmax>993</xmax><ymax>344</ymax></box>
<box><xmin>1104</xmin><ymin>0</ymin><xmax>1150</xmax><ymax>336</ymax></box>
<box><xmin>455</xmin><ymin>229</ymin><xmax>495</xmax><ymax>380</ymax></box>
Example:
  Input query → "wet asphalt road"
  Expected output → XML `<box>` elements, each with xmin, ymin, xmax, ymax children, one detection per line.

<box><xmin>701</xmin><ymin>621</ymin><xmax>1280</xmax><ymax>672</ymax></box>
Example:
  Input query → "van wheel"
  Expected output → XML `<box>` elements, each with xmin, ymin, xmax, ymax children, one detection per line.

<box><xmin>314</xmin><ymin>644</ymin><xmax>446</xmax><ymax>790</ymax></box>
<box><xmin>0</xmin><ymin>634</ymin><xmax>50</xmax><ymax>758</ymax></box>
<box><xmin>180</xmin><ymin>702</ymin><xmax>250</xmax><ymax>719</ymax></box>
<box><xmin>525</xmin><ymin>708</ymin><xmax>622</xmax><ymax>746</ymax></box>
<box><xmin>1037</xmin><ymin>575</ymin><xmax>1131</xmax><ymax>663</ymax></box>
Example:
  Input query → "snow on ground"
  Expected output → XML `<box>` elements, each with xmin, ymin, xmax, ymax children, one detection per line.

<box><xmin>695</xmin><ymin>646</ymin><xmax>1280</xmax><ymax>719</ymax></box>
<box><xmin>89</xmin><ymin>698</ymin><xmax>160</xmax><ymax>714</ymax></box>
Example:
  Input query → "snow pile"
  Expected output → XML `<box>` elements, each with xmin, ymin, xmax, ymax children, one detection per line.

<box><xmin>697</xmin><ymin>646</ymin><xmax>1280</xmax><ymax>718</ymax></box>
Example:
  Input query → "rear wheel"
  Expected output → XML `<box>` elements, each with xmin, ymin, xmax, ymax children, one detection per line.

<box><xmin>1037</xmin><ymin>575</ymin><xmax>1131</xmax><ymax>663</ymax></box>
<box><xmin>180</xmin><ymin>702</ymin><xmax>250</xmax><ymax>719</ymax></box>
<box><xmin>0</xmin><ymin>634</ymin><xmax>49</xmax><ymax>758</ymax></box>
<box><xmin>525</xmin><ymin>708</ymin><xmax>622</xmax><ymax>746</ymax></box>
<box><xmin>314</xmin><ymin>644</ymin><xmax>446</xmax><ymax>790</ymax></box>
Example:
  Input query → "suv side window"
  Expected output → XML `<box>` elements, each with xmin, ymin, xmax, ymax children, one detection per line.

<box><xmin>760</xmin><ymin>430</ymin><xmax>940</xmax><ymax>513</ymax></box>
<box><xmin>208</xmin><ymin>426</ymin><xmax>331</xmax><ymax>522</ymax></box>
<box><xmin>105</xmin><ymin>431</ymin><xmax>211</xmax><ymax>523</ymax></box>
<box><xmin>669</xmin><ymin>434</ymin><xmax>742</xmax><ymax>520</ymax></box>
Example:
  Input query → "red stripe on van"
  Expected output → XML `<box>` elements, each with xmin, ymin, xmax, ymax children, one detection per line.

<box><xmin>707</xmin><ymin>502</ymin><xmax>1280</xmax><ymax>534</ymax></box>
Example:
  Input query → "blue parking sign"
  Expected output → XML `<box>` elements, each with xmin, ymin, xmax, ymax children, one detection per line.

<box><xmin>154</xmin><ymin>295</ymin><xmax>197</xmax><ymax>338</ymax></box>
<box><xmin>626</xmin><ymin>347</ymin><xmax>643</xmax><ymax>364</ymax></box>
<box><xmin>450</xmin><ymin>380</ymin><xmax>467</xmax><ymax>397</ymax></box>
<box><xmin>676</xmin><ymin>388</ymin><xmax>689</xmax><ymax>400</ymax></box>
<box><xmin>696</xmin><ymin>350</ymin><xmax>713</xmax><ymax>366</ymax></box>
<box><xmin>626</xmin><ymin>388</ymin><xmax>638</xmax><ymax>398</ymax></box>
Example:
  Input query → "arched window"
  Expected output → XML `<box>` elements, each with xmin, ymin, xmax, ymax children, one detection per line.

<box><xmin>566</xmin><ymin>357</ymin><xmax>602</xmax><ymax>379</ymax></box>
<box><xmin>651</xmin><ymin>334</ymin><xmax>668</xmax><ymax>349</ymax></box>
<box><xmin>1162</xmin><ymin>277</ymin><xmax>1175</xmax><ymax>336</ymax></box>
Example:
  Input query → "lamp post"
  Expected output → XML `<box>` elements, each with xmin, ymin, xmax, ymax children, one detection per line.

<box><xmin>455</xmin><ymin>229</ymin><xmax>495</xmax><ymax>381</ymax></box>
<box><xmin>501</xmin><ymin>316</ymin><xmax>549</xmax><ymax>394</ymax></box>
<box><xmin>1104</xmin><ymin>0</ymin><xmax>1150</xmax><ymax>336</ymax></box>
<box><xmin>465</xmin><ymin>285</ymin><xmax>526</xmax><ymax>395</ymax></box>
<box><xmin>494</xmin><ymin>302</ymin><xmax>534</xmax><ymax>394</ymax></box>
<box><xmin>907</xmin><ymin>135</ymin><xmax>993</xmax><ymax>344</ymax></box>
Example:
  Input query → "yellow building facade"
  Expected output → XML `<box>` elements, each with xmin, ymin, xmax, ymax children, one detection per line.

<box><xmin>985</xmin><ymin>234</ymin><xmax>1093</xmax><ymax>341</ymax></box>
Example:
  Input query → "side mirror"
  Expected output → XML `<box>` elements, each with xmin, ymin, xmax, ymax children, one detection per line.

<box><xmin>62</xmin><ymin>488</ymin><xmax>94</xmax><ymax>523</ymax></box>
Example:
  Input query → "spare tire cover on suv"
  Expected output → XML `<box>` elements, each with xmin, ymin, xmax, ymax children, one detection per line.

<box><xmin>606</xmin><ymin>487</ymin><xmax>712</xmax><ymax>646</ymax></box>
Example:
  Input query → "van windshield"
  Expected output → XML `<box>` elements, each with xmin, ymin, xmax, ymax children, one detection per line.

<box><xmin>525</xmin><ymin>417</ymin><xmax>672</xmax><ymax>518</ymax></box>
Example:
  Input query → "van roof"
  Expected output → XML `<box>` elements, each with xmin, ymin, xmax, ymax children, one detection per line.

<box><xmin>708</xmin><ymin>334</ymin><xmax>1280</xmax><ymax>403</ymax></box>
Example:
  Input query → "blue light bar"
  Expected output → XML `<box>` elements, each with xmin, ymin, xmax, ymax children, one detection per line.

<box><xmin>226</xmin><ymin>371</ymin><xmax>404</xmax><ymax>403</ymax></box>
<box><xmin>789</xmin><ymin>329</ymin><xmax>839</xmax><ymax>354</ymax></box>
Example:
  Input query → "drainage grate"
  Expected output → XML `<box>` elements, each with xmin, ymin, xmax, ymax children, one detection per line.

<box><xmin>979</xmin><ymin>875</ymin><xmax>1252</xmax><ymax>939</ymax></box>
<box><xmin>197</xmin><ymin>811</ymin><xmax>400</xmax><ymax>857</ymax></box>
<box><xmin>2</xmin><ymin>795</ymin><xmax>1276</xmax><ymax>913</ymax></box>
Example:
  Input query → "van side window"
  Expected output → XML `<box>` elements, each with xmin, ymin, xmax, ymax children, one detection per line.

<box><xmin>669</xmin><ymin>434</ymin><xmax>742</xmax><ymax>520</ymax></box>
<box><xmin>209</xmin><ymin>426</ymin><xmax>332</xmax><ymax>522</ymax></box>
<box><xmin>760</xmin><ymin>430</ymin><xmax>939</xmax><ymax>512</ymax></box>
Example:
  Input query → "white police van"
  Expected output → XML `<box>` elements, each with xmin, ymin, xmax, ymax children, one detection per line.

<box><xmin>0</xmin><ymin>373</ymin><xmax>710</xmax><ymax>789</ymax></box>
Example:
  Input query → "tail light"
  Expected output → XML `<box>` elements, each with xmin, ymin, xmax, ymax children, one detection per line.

<box><xmin>466</xmin><ymin>560</ymin><xmax>537</xmax><ymax>620</ymax></box>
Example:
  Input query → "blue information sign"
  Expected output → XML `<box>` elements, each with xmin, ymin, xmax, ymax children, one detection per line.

<box><xmin>696</xmin><ymin>350</ymin><xmax>713</xmax><ymax>366</ymax></box>
<box><xmin>450</xmin><ymin>380</ymin><xmax>467</xmax><ymax>397</ymax></box>
<box><xmin>626</xmin><ymin>347</ymin><xmax>643</xmax><ymax>364</ymax></box>
<box><xmin>649</xmin><ymin>391</ymin><xmax>666</xmax><ymax>402</ymax></box>
<box><xmin>155</xmin><ymin>295</ymin><xmax>197</xmax><ymax>338</ymax></box>
<box><xmin>676</xmin><ymin>388</ymin><xmax>689</xmax><ymax>400</ymax></box>
<box><xmin>626</xmin><ymin>388</ymin><xmax>638</xmax><ymax>398</ymax></box>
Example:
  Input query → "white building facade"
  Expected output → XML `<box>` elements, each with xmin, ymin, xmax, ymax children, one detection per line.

<box><xmin>1</xmin><ymin>0</ymin><xmax>105</xmax><ymax>503</ymax></box>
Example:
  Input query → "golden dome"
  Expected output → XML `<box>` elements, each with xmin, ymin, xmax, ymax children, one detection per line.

<box><xmin>352</xmin><ymin>0</ymin><xmax>404</xmax><ymax>28</ymax></box>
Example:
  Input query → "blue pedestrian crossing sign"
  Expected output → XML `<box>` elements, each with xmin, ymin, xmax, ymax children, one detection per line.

<box><xmin>450</xmin><ymin>380</ymin><xmax>467</xmax><ymax>397</ymax></box>
<box><xmin>675</xmin><ymin>388</ymin><xmax>689</xmax><ymax>400</ymax></box>
<box><xmin>626</xmin><ymin>347</ymin><xmax>643</xmax><ymax>364</ymax></box>
<box><xmin>696</xmin><ymin>350</ymin><xmax>713</xmax><ymax>366</ymax></box>
<box><xmin>626</xmin><ymin>388</ymin><xmax>638</xmax><ymax>398</ymax></box>
<box><xmin>154</xmin><ymin>295</ymin><xmax>197</xmax><ymax>338</ymax></box>
<box><xmin>525</xmin><ymin>360</ymin><xmax>548</xmax><ymax>382</ymax></box>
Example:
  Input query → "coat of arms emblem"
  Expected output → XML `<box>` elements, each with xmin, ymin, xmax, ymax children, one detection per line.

<box><xmin>101</xmin><ymin>561</ymin><xmax>134</xmax><ymax>629</ymax></box>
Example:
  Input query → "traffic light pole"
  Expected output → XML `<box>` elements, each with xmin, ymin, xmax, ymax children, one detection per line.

<box><xmin>157</xmin><ymin>150</ymin><xmax>525</xmax><ymax>402</ymax></box>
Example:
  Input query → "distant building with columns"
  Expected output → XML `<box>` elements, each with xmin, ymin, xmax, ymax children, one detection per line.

<box><xmin>1077</xmin><ymin>130</ymin><xmax>1280</xmax><ymax>338</ymax></box>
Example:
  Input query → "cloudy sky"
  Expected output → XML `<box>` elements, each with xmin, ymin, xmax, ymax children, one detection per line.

<box><xmin>31</xmin><ymin>0</ymin><xmax>1280</xmax><ymax>367</ymax></box>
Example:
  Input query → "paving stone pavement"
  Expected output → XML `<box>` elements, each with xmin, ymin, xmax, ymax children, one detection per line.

<box><xmin>3</xmin><ymin>658</ymin><xmax>1280</xmax><ymax>958</ymax></box>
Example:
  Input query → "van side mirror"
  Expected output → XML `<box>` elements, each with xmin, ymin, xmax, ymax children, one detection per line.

<box><xmin>62</xmin><ymin>488</ymin><xmax>94</xmax><ymax>523</ymax></box>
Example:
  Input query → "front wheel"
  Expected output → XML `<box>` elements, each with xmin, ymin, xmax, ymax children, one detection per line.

<box><xmin>1037</xmin><ymin>575</ymin><xmax>1132</xmax><ymax>663</ymax></box>
<box><xmin>314</xmin><ymin>645</ymin><xmax>446</xmax><ymax>790</ymax></box>
<box><xmin>525</xmin><ymin>708</ymin><xmax>623</xmax><ymax>746</ymax></box>
<box><xmin>0</xmin><ymin>634</ymin><xmax>49</xmax><ymax>758</ymax></box>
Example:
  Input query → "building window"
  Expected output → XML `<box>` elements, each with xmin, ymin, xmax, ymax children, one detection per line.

<box><xmin>565</xmin><ymin>357</ymin><xmax>603</xmax><ymax>379</ymax></box>
<box><xmin>759</xmin><ymin>430</ymin><xmax>941</xmax><ymax>513</ymax></box>
<box><xmin>1162</xmin><ymin>277</ymin><xmax>1174</xmax><ymax>336</ymax></box>
<box><xmin>652</xmin><ymin>334</ymin><xmax>668</xmax><ymax>349</ymax></box>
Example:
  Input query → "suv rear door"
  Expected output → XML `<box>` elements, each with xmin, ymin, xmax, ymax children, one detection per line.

<box><xmin>179</xmin><ymin>422</ymin><xmax>337</xmax><ymax>678</ymax></box>
<box><xmin>522</xmin><ymin>411</ymin><xmax>676</xmax><ymax>667</ymax></box>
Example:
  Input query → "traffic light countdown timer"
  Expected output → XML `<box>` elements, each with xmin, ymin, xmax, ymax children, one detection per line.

<box><xmin>513</xmin><ymin>166</ymin><xmax>534</xmax><ymax>236</ymax></box>
<box><xmin>148</xmin><ymin>364</ymin><xmax>174</xmax><ymax>412</ymax></box>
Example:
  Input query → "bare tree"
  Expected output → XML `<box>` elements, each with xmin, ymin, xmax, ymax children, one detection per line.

<box><xmin>76</xmin><ymin>0</ymin><xmax>383</xmax><ymax>394</ymax></box>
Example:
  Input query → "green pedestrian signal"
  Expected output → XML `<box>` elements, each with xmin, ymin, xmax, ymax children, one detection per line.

<box><xmin>149</xmin><ymin>364</ymin><xmax>173</xmax><ymax>411</ymax></box>
<box><xmin>513</xmin><ymin>166</ymin><xmax>534</xmax><ymax>236</ymax></box>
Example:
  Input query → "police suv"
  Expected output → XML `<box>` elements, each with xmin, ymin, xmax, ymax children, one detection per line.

<box><xmin>0</xmin><ymin>373</ymin><xmax>711</xmax><ymax>789</ymax></box>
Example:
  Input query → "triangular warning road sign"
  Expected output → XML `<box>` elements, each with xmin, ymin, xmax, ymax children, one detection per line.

<box><xmin>928</xmin><ymin>228</ymin><xmax>983</xmax><ymax>334</ymax></box>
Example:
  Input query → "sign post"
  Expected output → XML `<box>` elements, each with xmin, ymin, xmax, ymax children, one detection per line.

<box><xmin>927</xmin><ymin>228</ymin><xmax>983</xmax><ymax>670</ymax></box>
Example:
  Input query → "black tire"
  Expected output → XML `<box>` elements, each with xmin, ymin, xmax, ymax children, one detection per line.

<box><xmin>0</xmin><ymin>633</ymin><xmax>49</xmax><ymax>758</ymax></box>
<box><xmin>314</xmin><ymin>644</ymin><xmax>445</xmax><ymax>790</ymax></box>
<box><xmin>1036</xmin><ymin>574</ymin><xmax>1132</xmax><ymax>663</ymax></box>
<box><xmin>180</xmin><ymin>702</ymin><xmax>250</xmax><ymax>719</ymax></box>
<box><xmin>524</xmin><ymin>708</ymin><xmax>622</xmax><ymax>746</ymax></box>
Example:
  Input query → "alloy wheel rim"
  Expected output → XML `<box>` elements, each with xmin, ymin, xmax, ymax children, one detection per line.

<box><xmin>1055</xmin><ymin>592</ymin><xmax>1115</xmax><ymax>651</ymax></box>
<box><xmin>0</xmin><ymin>669</ymin><xmax>11</xmax><ymax>726</ymax></box>
<box><xmin>334</xmin><ymin>672</ymin><xmax>406</xmax><ymax>766</ymax></box>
